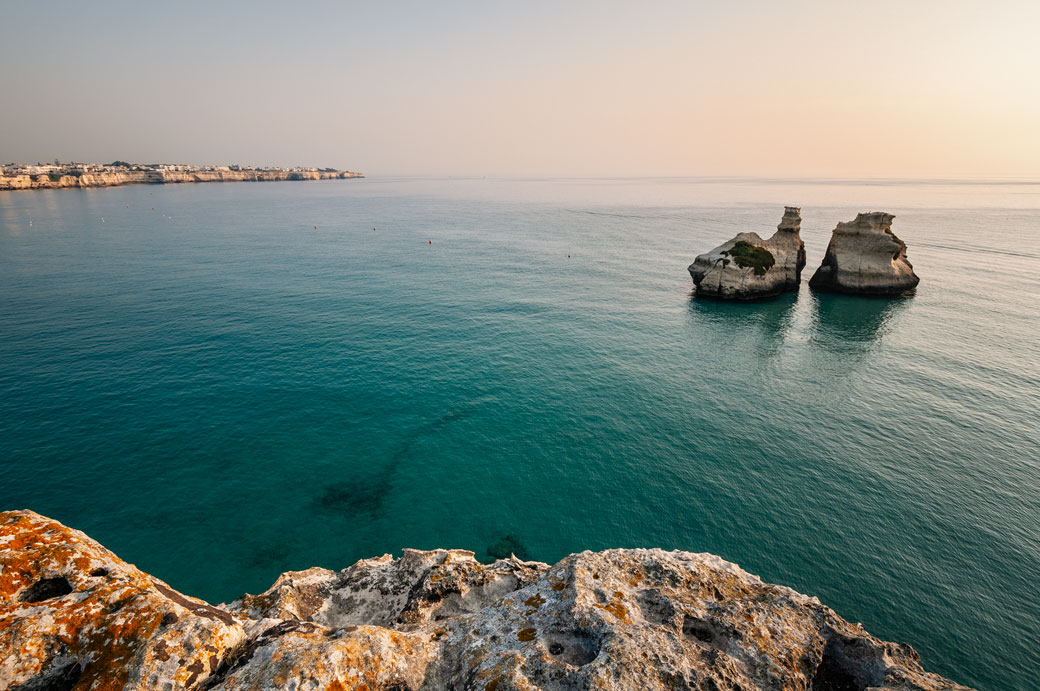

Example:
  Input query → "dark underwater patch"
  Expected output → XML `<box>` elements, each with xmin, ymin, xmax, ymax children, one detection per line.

<box><xmin>243</xmin><ymin>541</ymin><xmax>292</xmax><ymax>570</ymax></box>
<box><xmin>483</xmin><ymin>534</ymin><xmax>530</xmax><ymax>563</ymax></box>
<box><xmin>313</xmin><ymin>474</ymin><xmax>391</xmax><ymax>518</ymax></box>
<box><xmin>310</xmin><ymin>398</ymin><xmax>492</xmax><ymax>522</ymax></box>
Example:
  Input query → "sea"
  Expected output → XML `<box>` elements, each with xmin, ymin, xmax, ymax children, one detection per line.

<box><xmin>1</xmin><ymin>176</ymin><xmax>1037</xmax><ymax>689</ymax></box>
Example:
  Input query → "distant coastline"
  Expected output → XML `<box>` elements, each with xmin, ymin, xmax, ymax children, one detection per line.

<box><xmin>0</xmin><ymin>162</ymin><xmax>363</xmax><ymax>191</ymax></box>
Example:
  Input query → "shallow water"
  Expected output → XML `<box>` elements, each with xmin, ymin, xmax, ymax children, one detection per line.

<box><xmin>1</xmin><ymin>177</ymin><xmax>1038</xmax><ymax>689</ymax></box>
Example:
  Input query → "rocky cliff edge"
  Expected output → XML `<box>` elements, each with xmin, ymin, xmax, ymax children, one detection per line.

<box><xmin>0</xmin><ymin>510</ymin><xmax>969</xmax><ymax>690</ymax></box>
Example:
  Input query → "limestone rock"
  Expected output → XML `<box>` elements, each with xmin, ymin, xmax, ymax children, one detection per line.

<box><xmin>809</xmin><ymin>212</ymin><xmax>920</xmax><ymax>295</ymax></box>
<box><xmin>689</xmin><ymin>207</ymin><xmax>807</xmax><ymax>299</ymax></box>
<box><xmin>1</xmin><ymin>510</ymin><xmax>970</xmax><ymax>690</ymax></box>
<box><xmin>0</xmin><ymin>510</ymin><xmax>246</xmax><ymax>691</ymax></box>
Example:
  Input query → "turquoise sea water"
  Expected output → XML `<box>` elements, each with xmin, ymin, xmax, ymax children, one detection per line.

<box><xmin>1</xmin><ymin>177</ymin><xmax>1038</xmax><ymax>689</ymax></box>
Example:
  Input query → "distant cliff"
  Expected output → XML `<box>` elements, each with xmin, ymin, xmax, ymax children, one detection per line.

<box><xmin>0</xmin><ymin>169</ymin><xmax>363</xmax><ymax>191</ymax></box>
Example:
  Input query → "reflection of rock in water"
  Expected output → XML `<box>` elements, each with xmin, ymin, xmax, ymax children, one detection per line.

<box><xmin>689</xmin><ymin>291</ymin><xmax>799</xmax><ymax>357</ymax></box>
<box><xmin>810</xmin><ymin>293</ymin><xmax>908</xmax><ymax>349</ymax></box>
<box><xmin>484</xmin><ymin>534</ymin><xmax>530</xmax><ymax>563</ymax></box>
<box><xmin>691</xmin><ymin>290</ymin><xmax>798</xmax><ymax>330</ymax></box>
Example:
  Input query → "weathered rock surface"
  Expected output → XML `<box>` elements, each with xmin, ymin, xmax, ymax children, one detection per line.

<box><xmin>0</xmin><ymin>169</ymin><xmax>363</xmax><ymax>191</ymax></box>
<box><xmin>809</xmin><ymin>213</ymin><xmax>920</xmax><ymax>295</ymax></box>
<box><xmin>688</xmin><ymin>207</ymin><xmax>807</xmax><ymax>299</ymax></box>
<box><xmin>0</xmin><ymin>511</ymin><xmax>246</xmax><ymax>691</ymax></box>
<box><xmin>1</xmin><ymin>510</ymin><xmax>970</xmax><ymax>690</ymax></box>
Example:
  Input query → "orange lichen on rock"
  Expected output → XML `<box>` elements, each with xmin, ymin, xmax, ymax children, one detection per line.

<box><xmin>593</xmin><ymin>598</ymin><xmax>630</xmax><ymax>623</ymax></box>
<box><xmin>0</xmin><ymin>510</ymin><xmax>246</xmax><ymax>691</ymax></box>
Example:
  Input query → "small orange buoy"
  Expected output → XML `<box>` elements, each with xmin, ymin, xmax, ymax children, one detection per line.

<box><xmin>373</xmin><ymin>227</ymin><xmax>376</xmax><ymax>231</ymax></box>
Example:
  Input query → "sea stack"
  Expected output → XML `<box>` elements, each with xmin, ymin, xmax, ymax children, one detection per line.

<box><xmin>0</xmin><ymin>511</ymin><xmax>971</xmax><ymax>690</ymax></box>
<box><xmin>688</xmin><ymin>206</ymin><xmax>806</xmax><ymax>299</ymax></box>
<box><xmin>809</xmin><ymin>212</ymin><xmax>920</xmax><ymax>295</ymax></box>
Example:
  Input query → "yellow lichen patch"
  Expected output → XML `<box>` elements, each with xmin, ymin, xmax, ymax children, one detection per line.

<box><xmin>550</xmin><ymin>578</ymin><xmax>567</xmax><ymax>592</ymax></box>
<box><xmin>517</xmin><ymin>627</ymin><xmax>537</xmax><ymax>642</ymax></box>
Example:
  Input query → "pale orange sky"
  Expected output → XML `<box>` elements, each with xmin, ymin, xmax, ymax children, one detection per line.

<box><xmin>2</xmin><ymin>1</ymin><xmax>1038</xmax><ymax>177</ymax></box>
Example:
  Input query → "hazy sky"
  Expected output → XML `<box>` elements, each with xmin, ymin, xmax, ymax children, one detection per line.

<box><xmin>3</xmin><ymin>1</ymin><xmax>1039</xmax><ymax>177</ymax></box>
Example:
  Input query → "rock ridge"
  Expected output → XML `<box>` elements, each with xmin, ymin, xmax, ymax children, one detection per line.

<box><xmin>0</xmin><ymin>510</ymin><xmax>970</xmax><ymax>690</ymax></box>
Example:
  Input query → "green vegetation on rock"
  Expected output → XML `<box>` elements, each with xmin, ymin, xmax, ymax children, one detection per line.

<box><xmin>721</xmin><ymin>240</ymin><xmax>775</xmax><ymax>276</ymax></box>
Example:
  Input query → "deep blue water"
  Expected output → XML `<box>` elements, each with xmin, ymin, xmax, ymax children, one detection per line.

<box><xmin>1</xmin><ymin>177</ymin><xmax>1038</xmax><ymax>689</ymax></box>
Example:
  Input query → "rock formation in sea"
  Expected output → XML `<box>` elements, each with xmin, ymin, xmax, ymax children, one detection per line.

<box><xmin>809</xmin><ymin>212</ymin><xmax>920</xmax><ymax>295</ymax></box>
<box><xmin>0</xmin><ymin>510</ymin><xmax>970</xmax><ymax>690</ymax></box>
<box><xmin>688</xmin><ymin>206</ymin><xmax>807</xmax><ymax>299</ymax></box>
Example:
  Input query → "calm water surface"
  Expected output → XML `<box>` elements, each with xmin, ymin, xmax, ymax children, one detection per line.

<box><xmin>1</xmin><ymin>177</ymin><xmax>1038</xmax><ymax>689</ymax></box>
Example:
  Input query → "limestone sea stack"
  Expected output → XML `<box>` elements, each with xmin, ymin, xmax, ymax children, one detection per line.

<box><xmin>688</xmin><ymin>206</ymin><xmax>807</xmax><ymax>299</ymax></box>
<box><xmin>0</xmin><ymin>510</ymin><xmax>970</xmax><ymax>690</ymax></box>
<box><xmin>809</xmin><ymin>212</ymin><xmax>920</xmax><ymax>295</ymax></box>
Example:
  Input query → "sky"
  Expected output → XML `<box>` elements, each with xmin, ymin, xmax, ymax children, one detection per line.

<box><xmin>2</xmin><ymin>1</ymin><xmax>1039</xmax><ymax>178</ymax></box>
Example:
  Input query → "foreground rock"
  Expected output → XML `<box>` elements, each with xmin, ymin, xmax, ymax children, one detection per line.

<box><xmin>688</xmin><ymin>207</ymin><xmax>807</xmax><ymax>299</ymax></box>
<box><xmin>809</xmin><ymin>212</ymin><xmax>920</xmax><ymax>295</ymax></box>
<box><xmin>1</xmin><ymin>511</ymin><xmax>969</xmax><ymax>690</ymax></box>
